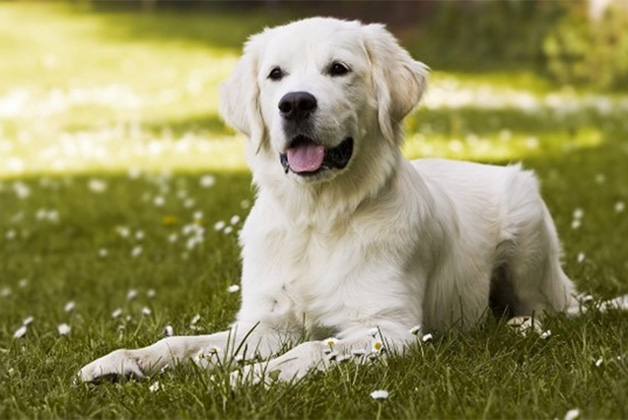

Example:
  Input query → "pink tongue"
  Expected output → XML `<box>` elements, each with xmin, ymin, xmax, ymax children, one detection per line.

<box><xmin>287</xmin><ymin>143</ymin><xmax>325</xmax><ymax>173</ymax></box>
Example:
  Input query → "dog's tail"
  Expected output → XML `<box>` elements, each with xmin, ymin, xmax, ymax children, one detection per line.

<box><xmin>566</xmin><ymin>293</ymin><xmax>628</xmax><ymax>316</ymax></box>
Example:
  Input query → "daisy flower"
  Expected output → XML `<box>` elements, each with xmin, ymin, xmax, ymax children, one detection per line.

<box><xmin>190</xmin><ymin>314</ymin><xmax>201</xmax><ymax>326</ymax></box>
<box><xmin>564</xmin><ymin>408</ymin><xmax>581</xmax><ymax>420</ymax></box>
<box><xmin>227</xmin><ymin>285</ymin><xmax>240</xmax><ymax>293</ymax></box>
<box><xmin>131</xmin><ymin>246</ymin><xmax>142</xmax><ymax>258</ymax></box>
<box><xmin>13</xmin><ymin>325</ymin><xmax>27</xmax><ymax>339</ymax></box>
<box><xmin>58</xmin><ymin>323</ymin><xmax>71</xmax><ymax>336</ymax></box>
<box><xmin>324</xmin><ymin>337</ymin><xmax>339</xmax><ymax>348</ymax></box>
<box><xmin>371</xmin><ymin>340</ymin><xmax>384</xmax><ymax>353</ymax></box>
<box><xmin>163</xmin><ymin>325</ymin><xmax>174</xmax><ymax>337</ymax></box>
<box><xmin>370</xmin><ymin>390</ymin><xmax>389</xmax><ymax>400</ymax></box>
<box><xmin>64</xmin><ymin>301</ymin><xmax>75</xmax><ymax>312</ymax></box>
<box><xmin>200</xmin><ymin>175</ymin><xmax>215</xmax><ymax>188</ymax></box>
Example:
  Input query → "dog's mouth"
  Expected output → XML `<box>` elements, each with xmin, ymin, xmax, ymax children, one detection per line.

<box><xmin>279</xmin><ymin>136</ymin><xmax>354</xmax><ymax>176</ymax></box>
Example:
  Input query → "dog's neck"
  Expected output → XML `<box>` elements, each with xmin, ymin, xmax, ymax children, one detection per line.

<box><xmin>250</xmin><ymin>135</ymin><xmax>402</xmax><ymax>230</ymax></box>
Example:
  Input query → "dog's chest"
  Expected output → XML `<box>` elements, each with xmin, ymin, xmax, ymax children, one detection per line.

<box><xmin>254</xmin><ymin>223</ymin><xmax>358</xmax><ymax>329</ymax></box>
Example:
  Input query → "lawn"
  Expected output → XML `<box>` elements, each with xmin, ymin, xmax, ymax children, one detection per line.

<box><xmin>1</xmin><ymin>4</ymin><xmax>627</xmax><ymax>419</ymax></box>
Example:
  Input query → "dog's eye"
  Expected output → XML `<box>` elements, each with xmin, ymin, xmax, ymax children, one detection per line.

<box><xmin>329</xmin><ymin>62</ymin><xmax>350</xmax><ymax>77</ymax></box>
<box><xmin>268</xmin><ymin>67</ymin><xmax>285</xmax><ymax>81</ymax></box>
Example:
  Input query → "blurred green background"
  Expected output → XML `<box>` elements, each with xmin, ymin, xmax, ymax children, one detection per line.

<box><xmin>1</xmin><ymin>0</ymin><xmax>628</xmax><ymax>177</ymax></box>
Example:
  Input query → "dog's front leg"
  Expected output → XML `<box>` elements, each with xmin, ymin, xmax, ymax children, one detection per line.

<box><xmin>78</xmin><ymin>326</ymin><xmax>281</xmax><ymax>383</ymax></box>
<box><xmin>232</xmin><ymin>329</ymin><xmax>415</xmax><ymax>385</ymax></box>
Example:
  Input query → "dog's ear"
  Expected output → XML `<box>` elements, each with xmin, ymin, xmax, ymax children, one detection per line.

<box><xmin>363</xmin><ymin>24</ymin><xmax>428</xmax><ymax>143</ymax></box>
<box><xmin>220</xmin><ymin>33</ymin><xmax>266</xmax><ymax>152</ymax></box>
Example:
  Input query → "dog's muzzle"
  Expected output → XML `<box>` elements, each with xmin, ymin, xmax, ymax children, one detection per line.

<box><xmin>279</xmin><ymin>136</ymin><xmax>354</xmax><ymax>176</ymax></box>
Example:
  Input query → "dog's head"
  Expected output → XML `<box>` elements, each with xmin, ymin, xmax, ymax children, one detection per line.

<box><xmin>220</xmin><ymin>17</ymin><xmax>428</xmax><ymax>185</ymax></box>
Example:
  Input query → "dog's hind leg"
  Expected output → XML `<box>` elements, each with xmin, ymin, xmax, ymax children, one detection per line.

<box><xmin>497</xmin><ymin>173</ymin><xmax>577</xmax><ymax>331</ymax></box>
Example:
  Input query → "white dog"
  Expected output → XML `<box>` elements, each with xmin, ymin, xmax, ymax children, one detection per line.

<box><xmin>79</xmin><ymin>17</ymin><xmax>626</xmax><ymax>384</ymax></box>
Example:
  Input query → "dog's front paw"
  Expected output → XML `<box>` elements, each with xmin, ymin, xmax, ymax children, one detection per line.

<box><xmin>78</xmin><ymin>349</ymin><xmax>145</xmax><ymax>383</ymax></box>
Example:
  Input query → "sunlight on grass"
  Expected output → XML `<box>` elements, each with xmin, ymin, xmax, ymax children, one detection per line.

<box><xmin>2</xmin><ymin>4</ymin><xmax>627</xmax><ymax>178</ymax></box>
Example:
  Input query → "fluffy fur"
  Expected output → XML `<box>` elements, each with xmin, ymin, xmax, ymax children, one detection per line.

<box><xmin>79</xmin><ymin>17</ymin><xmax>625</xmax><ymax>385</ymax></box>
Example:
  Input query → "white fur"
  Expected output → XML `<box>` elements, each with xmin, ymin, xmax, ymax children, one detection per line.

<box><xmin>79</xmin><ymin>17</ymin><xmax>623</xmax><ymax>385</ymax></box>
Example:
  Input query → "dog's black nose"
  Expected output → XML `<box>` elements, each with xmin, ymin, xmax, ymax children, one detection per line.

<box><xmin>278</xmin><ymin>92</ymin><xmax>317</xmax><ymax>120</ymax></box>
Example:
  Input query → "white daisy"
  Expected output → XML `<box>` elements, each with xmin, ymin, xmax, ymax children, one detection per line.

<box><xmin>142</xmin><ymin>307</ymin><xmax>152</xmax><ymax>316</ymax></box>
<box><xmin>88</xmin><ymin>179</ymin><xmax>107</xmax><ymax>193</ymax></box>
<box><xmin>23</xmin><ymin>316</ymin><xmax>34</xmax><ymax>326</ymax></box>
<box><xmin>421</xmin><ymin>333</ymin><xmax>434</xmax><ymax>343</ymax></box>
<box><xmin>594</xmin><ymin>358</ymin><xmax>603</xmax><ymax>367</ymax></box>
<box><xmin>127</xmin><ymin>289</ymin><xmax>138</xmax><ymax>300</ymax></box>
<box><xmin>163</xmin><ymin>325</ymin><xmax>174</xmax><ymax>337</ymax></box>
<box><xmin>324</xmin><ymin>337</ymin><xmax>339</xmax><ymax>348</ymax></box>
<box><xmin>230</xmin><ymin>215</ymin><xmax>240</xmax><ymax>225</ymax></box>
<box><xmin>153</xmin><ymin>196</ymin><xmax>165</xmax><ymax>207</ymax></box>
<box><xmin>131</xmin><ymin>246</ymin><xmax>142</xmax><ymax>258</ymax></box>
<box><xmin>213</xmin><ymin>221</ymin><xmax>226</xmax><ymax>232</ymax></box>
<box><xmin>112</xmin><ymin>308</ymin><xmax>123</xmax><ymax>319</ymax></box>
<box><xmin>615</xmin><ymin>201</ymin><xmax>625</xmax><ymax>213</ymax></box>
<box><xmin>147</xmin><ymin>289</ymin><xmax>156</xmax><ymax>299</ymax></box>
<box><xmin>190</xmin><ymin>314</ymin><xmax>201</xmax><ymax>325</ymax></box>
<box><xmin>13</xmin><ymin>325</ymin><xmax>27</xmax><ymax>339</ymax></box>
<box><xmin>577</xmin><ymin>253</ymin><xmax>585</xmax><ymax>263</ymax></box>
<box><xmin>98</xmin><ymin>248</ymin><xmax>108</xmax><ymax>258</ymax></box>
<box><xmin>200</xmin><ymin>175</ymin><xmax>216</xmax><ymax>188</ymax></box>
<box><xmin>227</xmin><ymin>285</ymin><xmax>240</xmax><ymax>293</ymax></box>
<box><xmin>540</xmin><ymin>330</ymin><xmax>551</xmax><ymax>340</ymax></box>
<box><xmin>116</xmin><ymin>226</ymin><xmax>130</xmax><ymax>238</ymax></box>
<box><xmin>58</xmin><ymin>323</ymin><xmax>71</xmax><ymax>336</ymax></box>
<box><xmin>564</xmin><ymin>408</ymin><xmax>581</xmax><ymax>420</ymax></box>
<box><xmin>149</xmin><ymin>381</ymin><xmax>161</xmax><ymax>392</ymax></box>
<box><xmin>370</xmin><ymin>390</ymin><xmax>389</xmax><ymax>400</ymax></box>
<box><xmin>371</xmin><ymin>340</ymin><xmax>384</xmax><ymax>353</ymax></box>
<box><xmin>64</xmin><ymin>301</ymin><xmax>75</xmax><ymax>312</ymax></box>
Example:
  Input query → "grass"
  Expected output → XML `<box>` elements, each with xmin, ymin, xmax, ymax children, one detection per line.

<box><xmin>1</xmin><ymin>3</ymin><xmax>628</xmax><ymax>419</ymax></box>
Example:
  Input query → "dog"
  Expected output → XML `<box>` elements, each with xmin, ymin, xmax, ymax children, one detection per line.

<box><xmin>79</xmin><ymin>17</ymin><xmax>627</xmax><ymax>384</ymax></box>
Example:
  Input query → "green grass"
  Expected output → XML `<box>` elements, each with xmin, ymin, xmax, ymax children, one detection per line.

<box><xmin>1</xmin><ymin>4</ymin><xmax>628</xmax><ymax>419</ymax></box>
